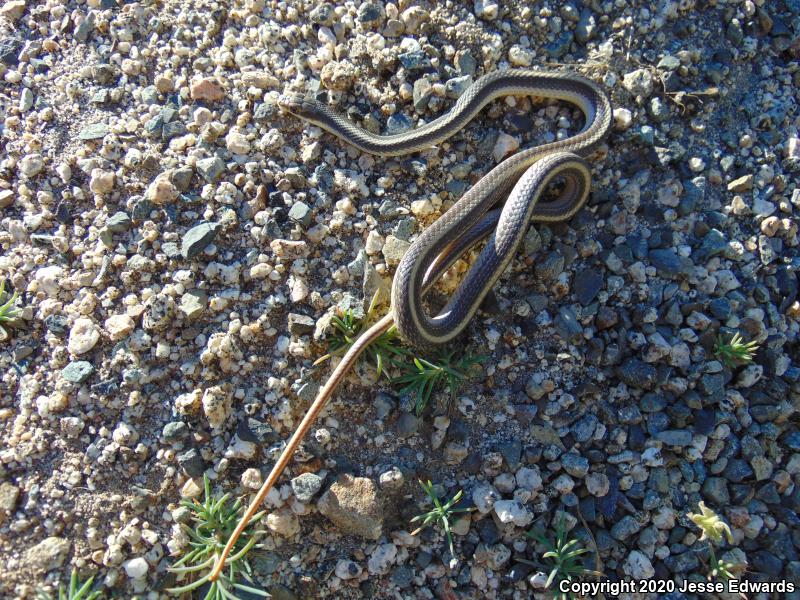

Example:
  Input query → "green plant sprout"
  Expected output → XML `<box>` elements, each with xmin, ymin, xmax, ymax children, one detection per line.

<box><xmin>315</xmin><ymin>292</ymin><xmax>483</xmax><ymax>413</ymax></box>
<box><xmin>707</xmin><ymin>549</ymin><xmax>740</xmax><ymax>582</ymax></box>
<box><xmin>714</xmin><ymin>331</ymin><xmax>759</xmax><ymax>368</ymax></box>
<box><xmin>524</xmin><ymin>516</ymin><xmax>603</xmax><ymax>600</ymax></box>
<box><xmin>315</xmin><ymin>291</ymin><xmax>407</xmax><ymax>378</ymax></box>
<box><xmin>392</xmin><ymin>349</ymin><xmax>484</xmax><ymax>415</ymax></box>
<box><xmin>35</xmin><ymin>569</ymin><xmax>103</xmax><ymax>600</ymax></box>
<box><xmin>0</xmin><ymin>279</ymin><xmax>22</xmax><ymax>341</ymax></box>
<box><xmin>166</xmin><ymin>475</ymin><xmax>269</xmax><ymax>600</ymax></box>
<box><xmin>410</xmin><ymin>480</ymin><xmax>474</xmax><ymax>556</ymax></box>
<box><xmin>58</xmin><ymin>570</ymin><xmax>103</xmax><ymax>600</ymax></box>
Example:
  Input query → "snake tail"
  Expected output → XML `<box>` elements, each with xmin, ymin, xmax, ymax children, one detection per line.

<box><xmin>209</xmin><ymin>313</ymin><xmax>394</xmax><ymax>582</ymax></box>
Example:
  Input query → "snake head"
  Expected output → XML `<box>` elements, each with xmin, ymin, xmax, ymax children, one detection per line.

<box><xmin>278</xmin><ymin>91</ymin><xmax>321</xmax><ymax>119</ymax></box>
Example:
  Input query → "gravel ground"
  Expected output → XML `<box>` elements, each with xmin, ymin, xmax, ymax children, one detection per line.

<box><xmin>1</xmin><ymin>0</ymin><xmax>800</xmax><ymax>598</ymax></box>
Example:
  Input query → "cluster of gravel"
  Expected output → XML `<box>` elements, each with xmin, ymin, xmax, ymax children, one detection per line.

<box><xmin>1</xmin><ymin>0</ymin><xmax>799</xmax><ymax>597</ymax></box>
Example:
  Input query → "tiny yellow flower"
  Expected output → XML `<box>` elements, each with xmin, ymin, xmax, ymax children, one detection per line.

<box><xmin>688</xmin><ymin>501</ymin><xmax>734</xmax><ymax>545</ymax></box>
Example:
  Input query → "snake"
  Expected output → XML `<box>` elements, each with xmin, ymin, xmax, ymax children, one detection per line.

<box><xmin>210</xmin><ymin>69</ymin><xmax>612</xmax><ymax>581</ymax></box>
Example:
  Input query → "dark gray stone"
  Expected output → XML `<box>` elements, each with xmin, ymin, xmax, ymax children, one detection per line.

<box><xmin>374</xmin><ymin>392</ymin><xmax>396</xmax><ymax>420</ymax></box>
<box><xmin>535</xmin><ymin>251</ymin><xmax>565</xmax><ymax>281</ymax></box>
<box><xmin>575</xmin><ymin>10</ymin><xmax>596</xmax><ymax>43</ymax></box>
<box><xmin>310</xmin><ymin>3</ymin><xmax>335</xmax><ymax>25</ymax></box>
<box><xmin>457</xmin><ymin>52</ymin><xmax>477</xmax><ymax>76</ymax></box>
<box><xmin>396</xmin><ymin>413</ymin><xmax>420</xmax><ymax>438</ymax></box>
<box><xmin>162</xmin><ymin>121</ymin><xmax>187</xmax><ymax>141</ymax></box>
<box><xmin>561</xmin><ymin>453</ymin><xmax>589</xmax><ymax>477</ymax></box>
<box><xmin>357</xmin><ymin>2</ymin><xmax>384</xmax><ymax>27</ymax></box>
<box><xmin>755</xmin><ymin>482</ymin><xmax>780</xmax><ymax>504</ymax></box>
<box><xmin>701</xmin><ymin>477</ymin><xmax>729</xmax><ymax>504</ymax></box>
<box><xmin>596</xmin><ymin>306</ymin><xmax>618</xmax><ymax>330</ymax></box>
<box><xmin>62</xmin><ymin>361</ymin><xmax>94</xmax><ymax>383</ymax></box>
<box><xmin>699</xmin><ymin>373</ymin><xmax>726</xmax><ymax>396</ymax></box>
<box><xmin>413</xmin><ymin>77</ymin><xmax>433</xmax><ymax>110</ymax></box>
<box><xmin>664</xmin><ymin>550</ymin><xmax>699</xmax><ymax>573</ymax></box>
<box><xmin>171</xmin><ymin>168</ymin><xmax>194</xmax><ymax>192</ymax></box>
<box><xmin>478</xmin><ymin>518</ymin><xmax>501</xmax><ymax>545</ymax></box>
<box><xmin>618</xmin><ymin>405</ymin><xmax>643</xmax><ymax>425</ymax></box>
<box><xmin>0</xmin><ymin>37</ymin><xmax>22</xmax><ymax>66</ymax></box>
<box><xmin>181</xmin><ymin>222</ymin><xmax>219</xmax><ymax>259</ymax></box>
<box><xmin>288</xmin><ymin>201</ymin><xmax>312</xmax><ymax>228</ymax></box>
<box><xmin>74</xmin><ymin>12</ymin><xmax>96</xmax><ymax>42</ymax></box>
<box><xmin>196</xmin><ymin>157</ymin><xmax>225</xmax><ymax>182</ymax></box>
<box><xmin>162</xmin><ymin>421</ymin><xmax>187</xmax><ymax>442</ymax></box>
<box><xmin>545</xmin><ymin>31</ymin><xmax>573</xmax><ymax>58</ymax></box>
<box><xmin>131</xmin><ymin>197</ymin><xmax>154</xmax><ymax>222</ymax></box>
<box><xmin>393</xmin><ymin>218</ymin><xmax>415</xmax><ymax>241</ymax></box>
<box><xmin>783</xmin><ymin>432</ymin><xmax>800</xmax><ymax>451</ymax></box>
<box><xmin>398</xmin><ymin>50</ymin><xmax>433</xmax><ymax>74</ymax></box>
<box><xmin>78</xmin><ymin>123</ymin><xmax>109</xmax><ymax>140</ymax></box>
<box><xmin>640</xmin><ymin>393</ymin><xmax>667</xmax><ymax>412</ymax></box>
<box><xmin>106</xmin><ymin>211</ymin><xmax>132</xmax><ymax>233</ymax></box>
<box><xmin>751</xmin><ymin>550</ymin><xmax>783</xmax><ymax>577</ymax></box>
<box><xmin>571</xmin><ymin>413</ymin><xmax>597</xmax><ymax>443</ymax></box>
<box><xmin>177</xmin><ymin>448</ymin><xmax>205</xmax><ymax>478</ymax></box>
<box><xmin>287</xmin><ymin>313</ymin><xmax>315</xmax><ymax>335</ymax></box>
<box><xmin>445</xmin><ymin>179</ymin><xmax>468</xmax><ymax>198</ymax></box>
<box><xmin>254</xmin><ymin>101</ymin><xmax>278</xmax><ymax>122</ymax></box>
<box><xmin>708</xmin><ymin>297</ymin><xmax>731</xmax><ymax>320</ymax></box>
<box><xmin>694</xmin><ymin>229</ymin><xmax>727</xmax><ymax>262</ymax></box>
<box><xmin>723</xmin><ymin>459</ymin><xmax>753</xmax><ymax>483</ymax></box>
<box><xmin>291</xmin><ymin>472</ymin><xmax>323</xmax><ymax>503</ymax></box>
<box><xmin>693</xmin><ymin>409</ymin><xmax>716</xmax><ymax>435</ymax></box>
<box><xmin>267</xmin><ymin>585</ymin><xmax>297</xmax><ymax>600</ymax></box>
<box><xmin>497</xmin><ymin>439</ymin><xmax>522</xmax><ymax>470</ymax></box>
<box><xmin>656</xmin><ymin>430</ymin><xmax>693</xmax><ymax>447</ymax></box>
<box><xmin>610</xmin><ymin>515</ymin><xmax>642</xmax><ymax>541</ymax></box>
<box><xmin>45</xmin><ymin>314</ymin><xmax>69</xmax><ymax>335</ymax></box>
<box><xmin>237</xmin><ymin>418</ymin><xmax>276</xmax><ymax>445</ymax></box>
<box><xmin>648</xmin><ymin>467</ymin><xmax>669</xmax><ymax>493</ymax></box>
<box><xmin>617</xmin><ymin>359</ymin><xmax>657</xmax><ymax>389</ymax></box>
<box><xmin>390</xmin><ymin>565</ymin><xmax>414</xmax><ymax>588</ymax></box>
<box><xmin>649</xmin><ymin>248</ymin><xmax>692</xmax><ymax>279</ymax></box>
<box><xmin>386</xmin><ymin>113</ymin><xmax>413</xmax><ymax>135</ymax></box>
<box><xmin>574</xmin><ymin>269</ymin><xmax>603</xmax><ymax>306</ymax></box>
<box><xmin>554</xmin><ymin>306</ymin><xmax>582</xmax><ymax>342</ymax></box>
<box><xmin>91</xmin><ymin>89</ymin><xmax>110</xmax><ymax>105</ymax></box>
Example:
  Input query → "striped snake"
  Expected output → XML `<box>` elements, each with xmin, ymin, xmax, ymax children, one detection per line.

<box><xmin>211</xmin><ymin>69</ymin><xmax>612</xmax><ymax>580</ymax></box>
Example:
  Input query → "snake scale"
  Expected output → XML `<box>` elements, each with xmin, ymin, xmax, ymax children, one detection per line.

<box><xmin>210</xmin><ymin>69</ymin><xmax>612</xmax><ymax>581</ymax></box>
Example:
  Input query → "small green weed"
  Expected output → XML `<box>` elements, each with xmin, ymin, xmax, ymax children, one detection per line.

<box><xmin>707</xmin><ymin>547</ymin><xmax>740</xmax><ymax>582</ymax></box>
<box><xmin>714</xmin><ymin>331</ymin><xmax>759</xmax><ymax>368</ymax></box>
<box><xmin>0</xmin><ymin>279</ymin><xmax>22</xmax><ymax>341</ymax></box>
<box><xmin>410</xmin><ymin>480</ymin><xmax>473</xmax><ymax>556</ymax></box>
<box><xmin>315</xmin><ymin>292</ymin><xmax>407</xmax><ymax>378</ymax></box>
<box><xmin>35</xmin><ymin>569</ymin><xmax>103</xmax><ymax>600</ymax></box>
<box><xmin>166</xmin><ymin>475</ymin><xmax>268</xmax><ymax>600</ymax></box>
<box><xmin>524</xmin><ymin>517</ymin><xmax>602</xmax><ymax>600</ymax></box>
<box><xmin>58</xmin><ymin>570</ymin><xmax>103</xmax><ymax>600</ymax></box>
<box><xmin>392</xmin><ymin>349</ymin><xmax>484</xmax><ymax>415</ymax></box>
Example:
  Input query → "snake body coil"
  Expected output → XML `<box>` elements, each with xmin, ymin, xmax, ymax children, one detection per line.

<box><xmin>282</xmin><ymin>69</ymin><xmax>611</xmax><ymax>348</ymax></box>
<box><xmin>210</xmin><ymin>69</ymin><xmax>611</xmax><ymax>581</ymax></box>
